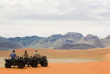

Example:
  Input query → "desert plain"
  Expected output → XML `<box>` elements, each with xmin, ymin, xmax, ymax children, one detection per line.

<box><xmin>0</xmin><ymin>48</ymin><xmax>110</xmax><ymax>74</ymax></box>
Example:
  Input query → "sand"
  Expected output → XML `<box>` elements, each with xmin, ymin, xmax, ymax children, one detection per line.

<box><xmin>0</xmin><ymin>60</ymin><xmax>110</xmax><ymax>74</ymax></box>
<box><xmin>1</xmin><ymin>48</ymin><xmax>110</xmax><ymax>60</ymax></box>
<box><xmin>1</xmin><ymin>48</ymin><xmax>110</xmax><ymax>74</ymax></box>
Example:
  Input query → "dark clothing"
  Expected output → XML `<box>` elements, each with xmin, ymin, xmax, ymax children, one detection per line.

<box><xmin>10</xmin><ymin>53</ymin><xmax>16</xmax><ymax>59</ymax></box>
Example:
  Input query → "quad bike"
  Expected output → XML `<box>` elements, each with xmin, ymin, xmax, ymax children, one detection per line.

<box><xmin>29</xmin><ymin>55</ymin><xmax>48</xmax><ymax>68</ymax></box>
<box><xmin>4</xmin><ymin>57</ymin><xmax>25</xmax><ymax>69</ymax></box>
<box><xmin>4</xmin><ymin>55</ymin><xmax>48</xmax><ymax>69</ymax></box>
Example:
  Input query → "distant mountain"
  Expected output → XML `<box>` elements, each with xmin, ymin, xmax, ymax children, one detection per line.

<box><xmin>8</xmin><ymin>36</ymin><xmax>43</xmax><ymax>47</ymax></box>
<box><xmin>0</xmin><ymin>37</ymin><xmax>22</xmax><ymax>51</ymax></box>
<box><xmin>0</xmin><ymin>32</ymin><xmax>110</xmax><ymax>50</ymax></box>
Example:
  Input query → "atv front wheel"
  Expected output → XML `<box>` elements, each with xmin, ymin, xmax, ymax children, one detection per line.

<box><xmin>5</xmin><ymin>62</ymin><xmax>11</xmax><ymax>68</ymax></box>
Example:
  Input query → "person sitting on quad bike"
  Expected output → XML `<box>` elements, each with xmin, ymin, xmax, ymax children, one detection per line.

<box><xmin>23</xmin><ymin>51</ymin><xmax>29</xmax><ymax>59</ymax></box>
<box><xmin>23</xmin><ymin>51</ymin><xmax>30</xmax><ymax>67</ymax></box>
<box><xmin>9</xmin><ymin>50</ymin><xmax>16</xmax><ymax>60</ymax></box>
<box><xmin>34</xmin><ymin>50</ymin><xmax>40</xmax><ymax>58</ymax></box>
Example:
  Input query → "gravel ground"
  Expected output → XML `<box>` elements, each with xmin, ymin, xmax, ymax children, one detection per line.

<box><xmin>0</xmin><ymin>57</ymin><xmax>7</xmax><ymax>67</ymax></box>
<box><xmin>0</xmin><ymin>57</ymin><xmax>97</xmax><ymax>67</ymax></box>
<box><xmin>48</xmin><ymin>59</ymin><xmax>97</xmax><ymax>63</ymax></box>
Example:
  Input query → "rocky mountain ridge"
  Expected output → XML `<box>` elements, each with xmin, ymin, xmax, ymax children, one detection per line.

<box><xmin>0</xmin><ymin>32</ymin><xmax>110</xmax><ymax>50</ymax></box>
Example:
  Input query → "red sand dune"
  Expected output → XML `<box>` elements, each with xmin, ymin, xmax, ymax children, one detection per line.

<box><xmin>1</xmin><ymin>48</ymin><xmax>110</xmax><ymax>59</ymax></box>
<box><xmin>104</xmin><ymin>53</ymin><xmax>110</xmax><ymax>59</ymax></box>
<box><xmin>1</xmin><ymin>60</ymin><xmax>110</xmax><ymax>74</ymax></box>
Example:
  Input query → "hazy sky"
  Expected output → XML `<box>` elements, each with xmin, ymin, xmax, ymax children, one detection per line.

<box><xmin>0</xmin><ymin>0</ymin><xmax>110</xmax><ymax>38</ymax></box>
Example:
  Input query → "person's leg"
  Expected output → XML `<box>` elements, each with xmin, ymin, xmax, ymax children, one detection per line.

<box><xmin>25</xmin><ymin>58</ymin><xmax>30</xmax><ymax>67</ymax></box>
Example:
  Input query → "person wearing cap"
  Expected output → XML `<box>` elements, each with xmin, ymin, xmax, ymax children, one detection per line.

<box><xmin>9</xmin><ymin>50</ymin><xmax>16</xmax><ymax>60</ymax></box>
<box><xmin>23</xmin><ymin>51</ymin><xmax>29</xmax><ymax>59</ymax></box>
<box><xmin>34</xmin><ymin>50</ymin><xmax>40</xmax><ymax>58</ymax></box>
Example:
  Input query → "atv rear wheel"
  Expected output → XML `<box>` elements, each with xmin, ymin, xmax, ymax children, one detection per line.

<box><xmin>41</xmin><ymin>61</ymin><xmax>48</xmax><ymax>67</ymax></box>
<box><xmin>18</xmin><ymin>62</ymin><xmax>24</xmax><ymax>69</ymax></box>
<box><xmin>31</xmin><ymin>62</ymin><xmax>38</xmax><ymax>68</ymax></box>
<box><xmin>5</xmin><ymin>62</ymin><xmax>11</xmax><ymax>68</ymax></box>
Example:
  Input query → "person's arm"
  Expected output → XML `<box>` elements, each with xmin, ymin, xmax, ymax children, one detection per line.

<box><xmin>15</xmin><ymin>54</ymin><xmax>16</xmax><ymax>57</ymax></box>
<box><xmin>34</xmin><ymin>52</ymin><xmax>36</xmax><ymax>55</ymax></box>
<box><xmin>38</xmin><ymin>54</ymin><xmax>40</xmax><ymax>57</ymax></box>
<box><xmin>34</xmin><ymin>52</ymin><xmax>36</xmax><ymax>56</ymax></box>
<box><xmin>37</xmin><ymin>53</ymin><xmax>40</xmax><ymax>57</ymax></box>
<box><xmin>9</xmin><ymin>54</ymin><xmax>11</xmax><ymax>59</ymax></box>
<box><xmin>23</xmin><ymin>54</ymin><xmax>25</xmax><ymax>58</ymax></box>
<box><xmin>27</xmin><ymin>54</ymin><xmax>29</xmax><ymax>58</ymax></box>
<box><xmin>9</xmin><ymin>55</ymin><xmax>10</xmax><ymax>59</ymax></box>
